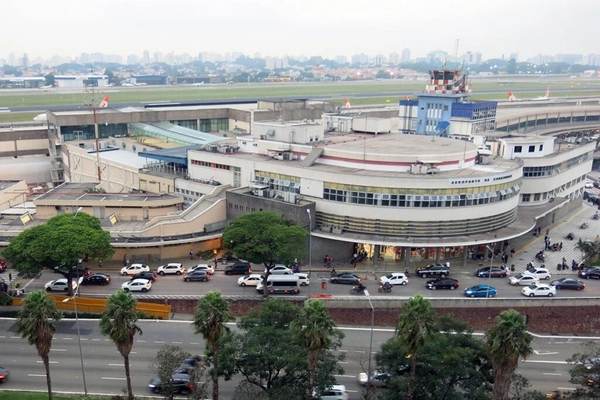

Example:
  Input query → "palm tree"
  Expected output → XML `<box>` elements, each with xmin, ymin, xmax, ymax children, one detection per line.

<box><xmin>193</xmin><ymin>291</ymin><xmax>234</xmax><ymax>400</ymax></box>
<box><xmin>485</xmin><ymin>309</ymin><xmax>533</xmax><ymax>400</ymax></box>
<box><xmin>395</xmin><ymin>295</ymin><xmax>436</xmax><ymax>400</ymax></box>
<box><xmin>99</xmin><ymin>289</ymin><xmax>143</xmax><ymax>400</ymax></box>
<box><xmin>292</xmin><ymin>299</ymin><xmax>341</xmax><ymax>400</ymax></box>
<box><xmin>16</xmin><ymin>290</ymin><xmax>63</xmax><ymax>400</ymax></box>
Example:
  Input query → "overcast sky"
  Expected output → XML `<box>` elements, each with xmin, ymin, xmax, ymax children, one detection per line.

<box><xmin>3</xmin><ymin>0</ymin><xmax>599</xmax><ymax>62</ymax></box>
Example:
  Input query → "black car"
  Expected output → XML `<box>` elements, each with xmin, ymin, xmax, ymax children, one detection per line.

<box><xmin>551</xmin><ymin>278</ymin><xmax>585</xmax><ymax>291</ymax></box>
<box><xmin>416</xmin><ymin>264</ymin><xmax>450</xmax><ymax>278</ymax></box>
<box><xmin>81</xmin><ymin>273</ymin><xmax>111</xmax><ymax>286</ymax></box>
<box><xmin>183</xmin><ymin>270</ymin><xmax>210</xmax><ymax>282</ymax></box>
<box><xmin>0</xmin><ymin>366</ymin><xmax>9</xmax><ymax>382</ymax></box>
<box><xmin>53</xmin><ymin>265</ymin><xmax>92</xmax><ymax>277</ymax></box>
<box><xmin>426</xmin><ymin>278</ymin><xmax>460</xmax><ymax>290</ymax></box>
<box><xmin>148</xmin><ymin>373</ymin><xmax>193</xmax><ymax>394</ymax></box>
<box><xmin>131</xmin><ymin>271</ymin><xmax>157</xmax><ymax>281</ymax></box>
<box><xmin>330</xmin><ymin>273</ymin><xmax>361</xmax><ymax>285</ymax></box>
<box><xmin>579</xmin><ymin>267</ymin><xmax>600</xmax><ymax>280</ymax></box>
<box><xmin>224</xmin><ymin>262</ymin><xmax>252</xmax><ymax>275</ymax></box>
<box><xmin>474</xmin><ymin>267</ymin><xmax>507</xmax><ymax>278</ymax></box>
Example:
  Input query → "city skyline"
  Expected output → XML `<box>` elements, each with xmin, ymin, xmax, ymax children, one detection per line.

<box><xmin>3</xmin><ymin>0</ymin><xmax>599</xmax><ymax>62</ymax></box>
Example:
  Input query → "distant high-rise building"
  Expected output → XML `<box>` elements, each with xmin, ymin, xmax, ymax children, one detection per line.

<box><xmin>90</xmin><ymin>53</ymin><xmax>104</xmax><ymax>63</ymax></box>
<box><xmin>401</xmin><ymin>48</ymin><xmax>411</xmax><ymax>63</ymax></box>
<box><xmin>555</xmin><ymin>54</ymin><xmax>583</xmax><ymax>64</ymax></box>
<box><xmin>143</xmin><ymin>50</ymin><xmax>150</xmax><ymax>65</ymax></box>
<box><xmin>334</xmin><ymin>55</ymin><xmax>347</xmax><ymax>64</ymax></box>
<box><xmin>427</xmin><ymin>50</ymin><xmax>448</xmax><ymax>64</ymax></box>
<box><xmin>80</xmin><ymin>53</ymin><xmax>90</xmax><ymax>64</ymax></box>
<box><xmin>389</xmin><ymin>52</ymin><xmax>400</xmax><ymax>65</ymax></box>
<box><xmin>374</xmin><ymin>54</ymin><xmax>384</xmax><ymax>66</ymax></box>
<box><xmin>8</xmin><ymin>53</ymin><xmax>16</xmax><ymax>66</ymax></box>
<box><xmin>265</xmin><ymin>57</ymin><xmax>289</xmax><ymax>70</ymax></box>
<box><xmin>127</xmin><ymin>54</ymin><xmax>139</xmax><ymax>65</ymax></box>
<box><xmin>22</xmin><ymin>53</ymin><xmax>29</xmax><ymax>69</ymax></box>
<box><xmin>351</xmin><ymin>53</ymin><xmax>369</xmax><ymax>65</ymax></box>
<box><xmin>583</xmin><ymin>54</ymin><xmax>600</xmax><ymax>66</ymax></box>
<box><xmin>509</xmin><ymin>52</ymin><xmax>519</xmax><ymax>62</ymax></box>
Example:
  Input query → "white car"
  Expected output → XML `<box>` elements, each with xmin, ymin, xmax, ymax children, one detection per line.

<box><xmin>121</xmin><ymin>279</ymin><xmax>152</xmax><ymax>292</ymax></box>
<box><xmin>157</xmin><ymin>263</ymin><xmax>185</xmax><ymax>276</ymax></box>
<box><xmin>313</xmin><ymin>384</ymin><xmax>349</xmax><ymax>400</ymax></box>
<box><xmin>120</xmin><ymin>263</ymin><xmax>150</xmax><ymax>276</ymax></box>
<box><xmin>585</xmin><ymin>180</ymin><xmax>594</xmax><ymax>188</ymax></box>
<box><xmin>44</xmin><ymin>278</ymin><xmax>78</xmax><ymax>292</ymax></box>
<box><xmin>266</xmin><ymin>265</ymin><xmax>293</xmax><ymax>275</ymax></box>
<box><xmin>508</xmin><ymin>274</ymin><xmax>540</xmax><ymax>286</ymax></box>
<box><xmin>295</xmin><ymin>273</ymin><xmax>310</xmax><ymax>286</ymax></box>
<box><xmin>380</xmin><ymin>272</ymin><xmax>409</xmax><ymax>286</ymax></box>
<box><xmin>188</xmin><ymin>264</ymin><xmax>215</xmax><ymax>275</ymax></box>
<box><xmin>237</xmin><ymin>274</ymin><xmax>264</xmax><ymax>287</ymax></box>
<box><xmin>523</xmin><ymin>267</ymin><xmax>552</xmax><ymax>280</ymax></box>
<box><xmin>521</xmin><ymin>283</ymin><xmax>556</xmax><ymax>297</ymax></box>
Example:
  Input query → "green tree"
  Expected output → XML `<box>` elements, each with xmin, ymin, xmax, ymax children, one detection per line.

<box><xmin>575</xmin><ymin>238</ymin><xmax>599</xmax><ymax>263</ymax></box>
<box><xmin>222</xmin><ymin>211</ymin><xmax>308</xmax><ymax>297</ymax></box>
<box><xmin>509</xmin><ymin>373</ymin><xmax>547</xmax><ymax>400</ymax></box>
<box><xmin>485</xmin><ymin>309</ymin><xmax>533</xmax><ymax>400</ymax></box>
<box><xmin>567</xmin><ymin>341</ymin><xmax>600</xmax><ymax>399</ymax></box>
<box><xmin>44</xmin><ymin>73</ymin><xmax>55</xmax><ymax>86</ymax></box>
<box><xmin>395</xmin><ymin>295</ymin><xmax>437</xmax><ymax>400</ymax></box>
<box><xmin>377</xmin><ymin>314</ymin><xmax>492</xmax><ymax>400</ymax></box>
<box><xmin>193</xmin><ymin>291</ymin><xmax>234</xmax><ymax>400</ymax></box>
<box><xmin>292</xmin><ymin>299</ymin><xmax>345</xmax><ymax>400</ymax></box>
<box><xmin>16</xmin><ymin>290</ymin><xmax>63</xmax><ymax>400</ymax></box>
<box><xmin>150</xmin><ymin>344</ymin><xmax>208</xmax><ymax>400</ymax></box>
<box><xmin>2</xmin><ymin>213</ymin><xmax>114</xmax><ymax>295</ymax></box>
<box><xmin>99</xmin><ymin>289</ymin><xmax>143</xmax><ymax>400</ymax></box>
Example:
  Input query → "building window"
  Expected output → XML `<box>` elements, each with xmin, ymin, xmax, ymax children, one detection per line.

<box><xmin>534</xmin><ymin>193</ymin><xmax>541</xmax><ymax>201</ymax></box>
<box><xmin>528</xmin><ymin>145</ymin><xmax>535</xmax><ymax>152</ymax></box>
<box><xmin>514</xmin><ymin>146</ymin><xmax>522</xmax><ymax>153</ymax></box>
<box><xmin>443</xmin><ymin>105</ymin><xmax>448</xmax><ymax>111</ymax></box>
<box><xmin>539</xmin><ymin>144</ymin><xmax>543</xmax><ymax>151</ymax></box>
<box><xmin>522</xmin><ymin>194</ymin><xmax>530</xmax><ymax>202</ymax></box>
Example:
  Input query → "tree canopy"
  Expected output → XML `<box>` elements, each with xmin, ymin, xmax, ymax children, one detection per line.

<box><xmin>222</xmin><ymin>211</ymin><xmax>308</xmax><ymax>269</ymax></box>
<box><xmin>568</xmin><ymin>341</ymin><xmax>600</xmax><ymax>399</ymax></box>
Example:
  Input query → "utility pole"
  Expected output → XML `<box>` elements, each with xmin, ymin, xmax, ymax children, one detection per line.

<box><xmin>83</xmin><ymin>73</ymin><xmax>106</xmax><ymax>183</ymax></box>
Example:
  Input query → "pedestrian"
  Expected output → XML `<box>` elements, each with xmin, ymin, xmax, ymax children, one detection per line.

<box><xmin>123</xmin><ymin>254</ymin><xmax>128</xmax><ymax>266</ymax></box>
<box><xmin>537</xmin><ymin>227</ymin><xmax>541</xmax><ymax>236</ymax></box>
<box><xmin>98</xmin><ymin>260</ymin><xmax>103</xmax><ymax>268</ymax></box>
<box><xmin>546</xmin><ymin>228</ymin><xmax>550</xmax><ymax>236</ymax></box>
<box><xmin>189</xmin><ymin>249</ymin><xmax>195</xmax><ymax>260</ymax></box>
<box><xmin>558</xmin><ymin>242</ymin><xmax>563</xmax><ymax>251</ymax></box>
<box><xmin>562</xmin><ymin>257</ymin><xmax>567</xmax><ymax>270</ymax></box>
<box><xmin>510</xmin><ymin>248</ymin><xmax>515</xmax><ymax>257</ymax></box>
<box><xmin>445</xmin><ymin>261</ymin><xmax>450</xmax><ymax>269</ymax></box>
<box><xmin>214</xmin><ymin>259</ymin><xmax>218</xmax><ymax>270</ymax></box>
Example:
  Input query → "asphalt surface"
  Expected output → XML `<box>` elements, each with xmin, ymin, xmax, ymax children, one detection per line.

<box><xmin>0</xmin><ymin>318</ymin><xmax>591</xmax><ymax>398</ymax></box>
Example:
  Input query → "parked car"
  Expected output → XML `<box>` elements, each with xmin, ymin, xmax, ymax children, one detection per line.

<box><xmin>0</xmin><ymin>366</ymin><xmax>9</xmax><ymax>382</ymax></box>
<box><xmin>579</xmin><ymin>267</ymin><xmax>600</xmax><ymax>280</ymax></box>
<box><xmin>157</xmin><ymin>263</ymin><xmax>185</xmax><ymax>276</ymax></box>
<box><xmin>183</xmin><ymin>270</ymin><xmax>210</xmax><ymax>282</ymax></box>
<box><xmin>44</xmin><ymin>278</ymin><xmax>78</xmax><ymax>292</ymax></box>
<box><xmin>464</xmin><ymin>284</ymin><xmax>497</xmax><ymax>298</ymax></box>
<box><xmin>313</xmin><ymin>384</ymin><xmax>349</xmax><ymax>400</ymax></box>
<box><xmin>585</xmin><ymin>180</ymin><xmax>594</xmax><ymax>188</ymax></box>
<box><xmin>81</xmin><ymin>273</ymin><xmax>111</xmax><ymax>286</ymax></box>
<box><xmin>53</xmin><ymin>265</ymin><xmax>92</xmax><ymax>277</ymax></box>
<box><xmin>237</xmin><ymin>274</ymin><xmax>264</xmax><ymax>286</ymax></box>
<box><xmin>426</xmin><ymin>277</ymin><xmax>459</xmax><ymax>290</ymax></box>
<box><xmin>131</xmin><ymin>271</ymin><xmax>157</xmax><ymax>282</ymax></box>
<box><xmin>224</xmin><ymin>262</ymin><xmax>252</xmax><ymax>275</ymax></box>
<box><xmin>475</xmin><ymin>267</ymin><xmax>508</xmax><ymax>278</ymax></box>
<box><xmin>121</xmin><ymin>279</ymin><xmax>152</xmax><ymax>292</ymax></box>
<box><xmin>266</xmin><ymin>265</ymin><xmax>293</xmax><ymax>275</ymax></box>
<box><xmin>416</xmin><ymin>264</ymin><xmax>450</xmax><ymax>278</ymax></box>
<box><xmin>521</xmin><ymin>283</ymin><xmax>556</xmax><ymax>297</ymax></box>
<box><xmin>508</xmin><ymin>274</ymin><xmax>540</xmax><ymax>286</ymax></box>
<box><xmin>330</xmin><ymin>273</ymin><xmax>361</xmax><ymax>285</ymax></box>
<box><xmin>523</xmin><ymin>267</ymin><xmax>552</xmax><ymax>280</ymax></box>
<box><xmin>295</xmin><ymin>272</ymin><xmax>310</xmax><ymax>286</ymax></box>
<box><xmin>0</xmin><ymin>262</ymin><xmax>7</xmax><ymax>273</ymax></box>
<box><xmin>379</xmin><ymin>272</ymin><xmax>409</xmax><ymax>286</ymax></box>
<box><xmin>551</xmin><ymin>278</ymin><xmax>585</xmax><ymax>291</ymax></box>
<box><xmin>358</xmin><ymin>371</ymin><xmax>389</xmax><ymax>388</ymax></box>
<box><xmin>215</xmin><ymin>255</ymin><xmax>240</xmax><ymax>266</ymax></box>
<box><xmin>120</xmin><ymin>264</ymin><xmax>150</xmax><ymax>276</ymax></box>
<box><xmin>148</xmin><ymin>373</ymin><xmax>194</xmax><ymax>394</ymax></box>
<box><xmin>187</xmin><ymin>264</ymin><xmax>214</xmax><ymax>275</ymax></box>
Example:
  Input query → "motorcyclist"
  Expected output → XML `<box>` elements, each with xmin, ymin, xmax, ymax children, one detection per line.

<box><xmin>382</xmin><ymin>281</ymin><xmax>393</xmax><ymax>290</ymax></box>
<box><xmin>356</xmin><ymin>282</ymin><xmax>366</xmax><ymax>292</ymax></box>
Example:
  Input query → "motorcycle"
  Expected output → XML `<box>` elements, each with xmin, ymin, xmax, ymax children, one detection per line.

<box><xmin>350</xmin><ymin>285</ymin><xmax>366</xmax><ymax>295</ymax></box>
<box><xmin>378</xmin><ymin>284</ymin><xmax>393</xmax><ymax>293</ymax></box>
<box><xmin>581</xmin><ymin>222</ymin><xmax>589</xmax><ymax>229</ymax></box>
<box><xmin>594</xmin><ymin>213</ymin><xmax>599</xmax><ymax>220</ymax></box>
<box><xmin>535</xmin><ymin>252</ymin><xmax>545</xmax><ymax>262</ymax></box>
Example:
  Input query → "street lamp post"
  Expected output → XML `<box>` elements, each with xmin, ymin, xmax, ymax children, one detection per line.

<box><xmin>62</xmin><ymin>277</ymin><xmax>87</xmax><ymax>396</ymax></box>
<box><xmin>485</xmin><ymin>245</ymin><xmax>494</xmax><ymax>300</ymax></box>
<box><xmin>306</xmin><ymin>209</ymin><xmax>312</xmax><ymax>294</ymax></box>
<box><xmin>364</xmin><ymin>290</ymin><xmax>375</xmax><ymax>387</ymax></box>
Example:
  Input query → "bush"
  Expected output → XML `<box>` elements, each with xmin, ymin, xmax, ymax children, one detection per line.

<box><xmin>0</xmin><ymin>292</ymin><xmax>12</xmax><ymax>306</ymax></box>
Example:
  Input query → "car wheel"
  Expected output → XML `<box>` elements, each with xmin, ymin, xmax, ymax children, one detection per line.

<box><xmin>544</xmin><ymin>276</ymin><xmax>550</xmax><ymax>280</ymax></box>
<box><xmin>122</xmin><ymin>272</ymin><xmax>128</xmax><ymax>276</ymax></box>
<box><xmin>101</xmin><ymin>282</ymin><xmax>105</xmax><ymax>286</ymax></box>
<box><xmin>548</xmin><ymin>293</ymin><xmax>553</xmax><ymax>297</ymax></box>
<box><xmin>240</xmin><ymin>282</ymin><xmax>246</xmax><ymax>286</ymax></box>
<box><xmin>576</xmin><ymin>287</ymin><xmax>582</xmax><ymax>291</ymax></box>
<box><xmin>421</xmin><ymin>274</ymin><xmax>427</xmax><ymax>279</ymax></box>
<box><xmin>63</xmin><ymin>287</ymin><xmax>68</xmax><ymax>292</ymax></box>
<box><xmin>301</xmin><ymin>282</ymin><xmax>307</xmax><ymax>286</ymax></box>
<box><xmin>203</xmin><ymin>278</ymin><xmax>208</xmax><ymax>282</ymax></box>
<box><xmin>401</xmin><ymin>281</ymin><xmax>407</xmax><ymax>285</ymax></box>
<box><xmin>176</xmin><ymin>271</ymin><xmax>182</xmax><ymax>275</ymax></box>
<box><xmin>586</xmin><ymin>276</ymin><xmax>591</xmax><ymax>280</ymax></box>
<box><xmin>529</xmin><ymin>293</ymin><xmax>534</xmax><ymax>297</ymax></box>
<box><xmin>226</xmin><ymin>271</ymin><xmax>232</xmax><ymax>275</ymax></box>
<box><xmin>431</xmin><ymin>286</ymin><xmax>436</xmax><ymax>290</ymax></box>
<box><xmin>45</xmin><ymin>287</ymin><xmax>51</xmax><ymax>292</ymax></box>
<box><xmin>124</xmin><ymin>288</ymin><xmax>130</xmax><ymax>292</ymax></box>
<box><xmin>141</xmin><ymin>288</ymin><xmax>148</xmax><ymax>293</ymax></box>
<box><xmin>159</xmin><ymin>271</ymin><xmax>165</xmax><ymax>276</ymax></box>
<box><xmin>501</xmin><ymin>273</ymin><xmax>506</xmax><ymax>278</ymax></box>
<box><xmin>487</xmin><ymin>293</ymin><xmax>493</xmax><ymax>298</ymax></box>
<box><xmin>470</xmin><ymin>294</ymin><xmax>475</xmax><ymax>298</ymax></box>
<box><xmin>450</xmin><ymin>285</ymin><xmax>456</xmax><ymax>290</ymax></box>
<box><xmin>440</xmin><ymin>274</ymin><xmax>446</xmax><ymax>278</ymax></box>
<box><xmin>184</xmin><ymin>278</ymin><xmax>190</xmax><ymax>282</ymax></box>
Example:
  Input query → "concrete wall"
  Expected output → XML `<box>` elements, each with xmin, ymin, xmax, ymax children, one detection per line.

<box><xmin>0</xmin><ymin>127</ymin><xmax>49</xmax><ymax>157</ymax></box>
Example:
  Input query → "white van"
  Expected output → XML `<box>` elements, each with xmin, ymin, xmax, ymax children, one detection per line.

<box><xmin>256</xmin><ymin>275</ymin><xmax>300</xmax><ymax>294</ymax></box>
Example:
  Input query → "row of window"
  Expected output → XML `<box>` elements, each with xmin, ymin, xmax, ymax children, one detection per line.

<box><xmin>514</xmin><ymin>144</ymin><xmax>543</xmax><ymax>153</ymax></box>
<box><xmin>191</xmin><ymin>160</ymin><xmax>231</xmax><ymax>170</ymax></box>
<box><xmin>324</xmin><ymin>180</ymin><xmax>519</xmax><ymax>196</ymax></box>
<box><xmin>522</xmin><ymin>152</ymin><xmax>592</xmax><ymax>178</ymax></box>
<box><xmin>175</xmin><ymin>188</ymin><xmax>202</xmax><ymax>197</ymax></box>
<box><xmin>520</xmin><ymin>175</ymin><xmax>586</xmax><ymax>202</ymax></box>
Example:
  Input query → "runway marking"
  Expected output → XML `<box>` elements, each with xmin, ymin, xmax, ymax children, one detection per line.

<box><xmin>543</xmin><ymin>373</ymin><xmax>562</xmax><ymax>376</ymax></box>
<box><xmin>28</xmin><ymin>374</ymin><xmax>46</xmax><ymax>377</ymax></box>
<box><xmin>51</xmin><ymin>348</ymin><xmax>67</xmax><ymax>351</ymax></box>
<box><xmin>37</xmin><ymin>361</ymin><xmax>58</xmax><ymax>364</ymax></box>
<box><xmin>101</xmin><ymin>377</ymin><xmax>126</xmax><ymax>380</ymax></box>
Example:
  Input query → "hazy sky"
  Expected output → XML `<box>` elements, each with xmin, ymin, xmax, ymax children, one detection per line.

<box><xmin>4</xmin><ymin>0</ymin><xmax>599</xmax><ymax>61</ymax></box>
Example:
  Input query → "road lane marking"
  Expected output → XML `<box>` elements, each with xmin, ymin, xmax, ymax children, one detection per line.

<box><xmin>51</xmin><ymin>348</ymin><xmax>67</xmax><ymax>352</ymax></box>
<box><xmin>10</xmin><ymin>336</ymin><xmax>19</xmax><ymax>339</ymax></box>
<box><xmin>28</xmin><ymin>374</ymin><xmax>46</xmax><ymax>377</ymax></box>
<box><xmin>37</xmin><ymin>361</ymin><xmax>58</xmax><ymax>364</ymax></box>
<box><xmin>523</xmin><ymin>360</ymin><xmax>568</xmax><ymax>365</ymax></box>
<box><xmin>334</xmin><ymin>374</ymin><xmax>356</xmax><ymax>378</ymax></box>
<box><xmin>101</xmin><ymin>377</ymin><xmax>126</xmax><ymax>380</ymax></box>
<box><xmin>557</xmin><ymin>387</ymin><xmax>576</xmax><ymax>390</ymax></box>
<box><xmin>63</xmin><ymin>338</ymin><xmax>73</xmax><ymax>340</ymax></box>
<box><xmin>137</xmin><ymin>340</ymin><xmax>146</xmax><ymax>343</ymax></box>
<box><xmin>354</xmin><ymin>351</ymin><xmax>365</xmax><ymax>353</ymax></box>
<box><xmin>190</xmin><ymin>342</ymin><xmax>200</xmax><ymax>345</ymax></box>
<box><xmin>92</xmin><ymin>339</ymin><xmax>100</xmax><ymax>341</ymax></box>
<box><xmin>172</xmin><ymin>341</ymin><xmax>182</xmax><ymax>344</ymax></box>
<box><xmin>108</xmin><ymin>364</ymin><xmax>124</xmax><ymax>367</ymax></box>
<box><xmin>543</xmin><ymin>373</ymin><xmax>562</xmax><ymax>376</ymax></box>
<box><xmin>533</xmin><ymin>350</ymin><xmax>559</xmax><ymax>355</ymax></box>
<box><xmin>338</xmin><ymin>350</ymin><xmax>348</xmax><ymax>352</ymax></box>
<box><xmin>154</xmin><ymin>341</ymin><xmax>166</xmax><ymax>344</ymax></box>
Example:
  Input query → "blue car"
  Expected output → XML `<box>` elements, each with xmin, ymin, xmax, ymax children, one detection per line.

<box><xmin>464</xmin><ymin>284</ymin><xmax>497</xmax><ymax>298</ymax></box>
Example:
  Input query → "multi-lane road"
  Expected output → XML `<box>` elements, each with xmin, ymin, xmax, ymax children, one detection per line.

<box><xmin>0</xmin><ymin>318</ymin><xmax>591</xmax><ymax>398</ymax></box>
